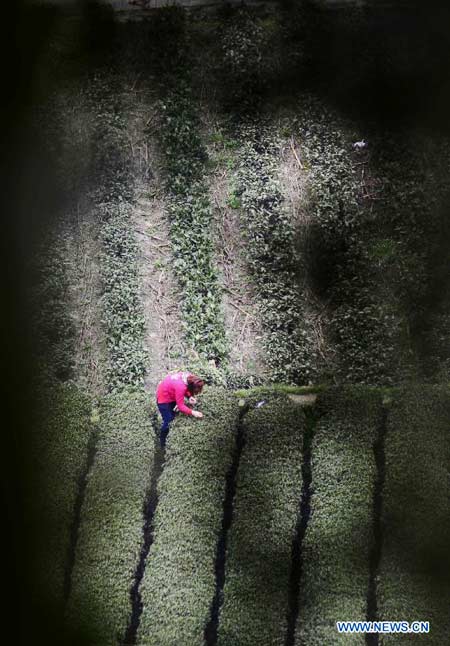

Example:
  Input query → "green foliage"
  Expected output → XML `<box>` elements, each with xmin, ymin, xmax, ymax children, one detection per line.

<box><xmin>68</xmin><ymin>71</ymin><xmax>149</xmax><ymax>392</ymax></box>
<box><xmin>99</xmin><ymin>202</ymin><xmax>148</xmax><ymax>391</ymax></box>
<box><xmin>137</xmin><ymin>388</ymin><xmax>239</xmax><ymax>645</ymax></box>
<box><xmin>226</xmin><ymin>192</ymin><xmax>241</xmax><ymax>210</ymax></box>
<box><xmin>294</xmin><ymin>97</ymin><xmax>406</xmax><ymax>384</ymax></box>
<box><xmin>218</xmin><ymin>395</ymin><xmax>304</xmax><ymax>645</ymax></box>
<box><xmin>379</xmin><ymin>386</ymin><xmax>450</xmax><ymax>644</ymax></box>
<box><xmin>370</xmin><ymin>137</ymin><xmax>450</xmax><ymax>381</ymax></box>
<box><xmin>29</xmin><ymin>383</ymin><xmax>93</xmax><ymax>611</ymax></box>
<box><xmin>233</xmin><ymin>120</ymin><xmax>319</xmax><ymax>383</ymax></box>
<box><xmin>218</xmin><ymin>9</ymin><xmax>265</xmax><ymax>110</ymax></box>
<box><xmin>66</xmin><ymin>389</ymin><xmax>155</xmax><ymax>644</ymax></box>
<box><xmin>294</xmin><ymin>98</ymin><xmax>450</xmax><ymax>384</ymax></box>
<box><xmin>30</xmin><ymin>232</ymin><xmax>76</xmax><ymax>382</ymax></box>
<box><xmin>157</xmin><ymin>75</ymin><xmax>228</xmax><ymax>364</ymax></box>
<box><xmin>297</xmin><ymin>387</ymin><xmax>382</xmax><ymax>644</ymax></box>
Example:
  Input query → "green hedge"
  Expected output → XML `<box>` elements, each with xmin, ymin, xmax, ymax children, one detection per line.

<box><xmin>217</xmin><ymin>395</ymin><xmax>304</xmax><ymax>645</ymax></box>
<box><xmin>297</xmin><ymin>387</ymin><xmax>382</xmax><ymax>644</ymax></box>
<box><xmin>137</xmin><ymin>388</ymin><xmax>239</xmax><ymax>645</ymax></box>
<box><xmin>29</xmin><ymin>383</ymin><xmax>93</xmax><ymax>612</ymax></box>
<box><xmin>378</xmin><ymin>387</ymin><xmax>450</xmax><ymax>644</ymax></box>
<box><xmin>65</xmin><ymin>389</ymin><xmax>155</xmax><ymax>644</ymax></box>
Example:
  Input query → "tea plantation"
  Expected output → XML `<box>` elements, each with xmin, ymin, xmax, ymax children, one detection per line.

<box><xmin>22</xmin><ymin>3</ymin><xmax>450</xmax><ymax>646</ymax></box>
<box><xmin>28</xmin><ymin>384</ymin><xmax>449</xmax><ymax>645</ymax></box>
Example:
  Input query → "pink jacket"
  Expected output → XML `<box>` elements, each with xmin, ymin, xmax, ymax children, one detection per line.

<box><xmin>156</xmin><ymin>371</ymin><xmax>193</xmax><ymax>415</ymax></box>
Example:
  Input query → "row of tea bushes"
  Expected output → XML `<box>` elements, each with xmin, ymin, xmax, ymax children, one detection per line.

<box><xmin>99</xmin><ymin>202</ymin><xmax>148</xmax><ymax>391</ymax></box>
<box><xmin>296</xmin><ymin>388</ymin><xmax>382</xmax><ymax>644</ymax></box>
<box><xmin>66</xmin><ymin>390</ymin><xmax>155</xmax><ymax>644</ymax></box>
<box><xmin>379</xmin><ymin>387</ymin><xmax>450</xmax><ymax>644</ymax></box>
<box><xmin>137</xmin><ymin>389</ymin><xmax>239</xmax><ymax>645</ymax></box>
<box><xmin>157</xmin><ymin>76</ymin><xmax>228</xmax><ymax>364</ymax></box>
<box><xmin>30</xmin><ymin>383</ymin><xmax>93</xmax><ymax>614</ymax></box>
<box><xmin>293</xmin><ymin>97</ymin><xmax>402</xmax><ymax>386</ymax></box>
<box><xmin>218</xmin><ymin>396</ymin><xmax>304</xmax><ymax>645</ymax></box>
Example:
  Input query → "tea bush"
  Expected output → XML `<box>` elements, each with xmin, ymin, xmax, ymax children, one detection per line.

<box><xmin>293</xmin><ymin>97</ymin><xmax>403</xmax><ymax>385</ymax></box>
<box><xmin>218</xmin><ymin>395</ymin><xmax>304</xmax><ymax>646</ymax></box>
<box><xmin>29</xmin><ymin>383</ymin><xmax>93</xmax><ymax>611</ymax></box>
<box><xmin>137</xmin><ymin>388</ymin><xmax>239</xmax><ymax>645</ymax></box>
<box><xmin>157</xmin><ymin>75</ymin><xmax>228</xmax><ymax>364</ymax></box>
<box><xmin>30</xmin><ymin>232</ymin><xmax>76</xmax><ymax>382</ymax></box>
<box><xmin>66</xmin><ymin>389</ymin><xmax>155</xmax><ymax>644</ymax></box>
<box><xmin>82</xmin><ymin>73</ymin><xmax>148</xmax><ymax>391</ymax></box>
<box><xmin>99</xmin><ymin>202</ymin><xmax>148</xmax><ymax>391</ymax></box>
<box><xmin>297</xmin><ymin>387</ymin><xmax>382</xmax><ymax>644</ymax></box>
<box><xmin>217</xmin><ymin>8</ymin><xmax>265</xmax><ymax>111</ymax></box>
<box><xmin>379</xmin><ymin>386</ymin><xmax>450</xmax><ymax>644</ymax></box>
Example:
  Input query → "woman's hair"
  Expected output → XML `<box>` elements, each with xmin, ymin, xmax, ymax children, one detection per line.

<box><xmin>187</xmin><ymin>374</ymin><xmax>205</xmax><ymax>395</ymax></box>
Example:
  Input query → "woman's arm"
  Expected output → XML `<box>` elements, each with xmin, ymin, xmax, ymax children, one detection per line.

<box><xmin>174</xmin><ymin>383</ymin><xmax>193</xmax><ymax>415</ymax></box>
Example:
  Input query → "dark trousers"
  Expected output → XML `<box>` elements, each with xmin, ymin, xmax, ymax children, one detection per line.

<box><xmin>157</xmin><ymin>401</ymin><xmax>176</xmax><ymax>447</ymax></box>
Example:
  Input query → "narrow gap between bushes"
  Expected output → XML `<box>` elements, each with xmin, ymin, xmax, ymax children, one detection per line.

<box><xmin>365</xmin><ymin>404</ymin><xmax>388</xmax><ymax>646</ymax></box>
<box><xmin>204</xmin><ymin>404</ymin><xmax>250</xmax><ymax>646</ymax></box>
<box><xmin>123</xmin><ymin>412</ymin><xmax>165</xmax><ymax>646</ymax></box>
<box><xmin>285</xmin><ymin>408</ymin><xmax>317</xmax><ymax>646</ymax></box>
<box><xmin>63</xmin><ymin>420</ymin><xmax>99</xmax><ymax>606</ymax></box>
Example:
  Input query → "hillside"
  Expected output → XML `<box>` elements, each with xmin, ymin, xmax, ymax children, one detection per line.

<box><xmin>12</xmin><ymin>3</ymin><xmax>450</xmax><ymax>645</ymax></box>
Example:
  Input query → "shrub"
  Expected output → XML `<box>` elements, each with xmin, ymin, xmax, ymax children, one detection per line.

<box><xmin>99</xmin><ymin>202</ymin><xmax>148</xmax><ymax>391</ymax></box>
<box><xmin>29</xmin><ymin>383</ymin><xmax>93</xmax><ymax>611</ymax></box>
<box><xmin>137</xmin><ymin>388</ymin><xmax>239</xmax><ymax>645</ymax></box>
<box><xmin>218</xmin><ymin>395</ymin><xmax>305</xmax><ymax>645</ymax></box>
<box><xmin>378</xmin><ymin>386</ymin><xmax>450</xmax><ymax>644</ymax></box>
<box><xmin>297</xmin><ymin>387</ymin><xmax>382</xmax><ymax>645</ymax></box>
<box><xmin>66</xmin><ymin>389</ymin><xmax>155</xmax><ymax>644</ymax></box>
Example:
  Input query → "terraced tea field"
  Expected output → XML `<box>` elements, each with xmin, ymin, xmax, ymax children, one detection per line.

<box><xmin>23</xmin><ymin>4</ymin><xmax>450</xmax><ymax>645</ymax></box>
<box><xmin>30</xmin><ymin>385</ymin><xmax>450</xmax><ymax>645</ymax></box>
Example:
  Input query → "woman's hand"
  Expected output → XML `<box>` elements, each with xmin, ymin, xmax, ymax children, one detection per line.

<box><xmin>192</xmin><ymin>410</ymin><xmax>203</xmax><ymax>419</ymax></box>
<box><xmin>188</xmin><ymin>396</ymin><xmax>197</xmax><ymax>405</ymax></box>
